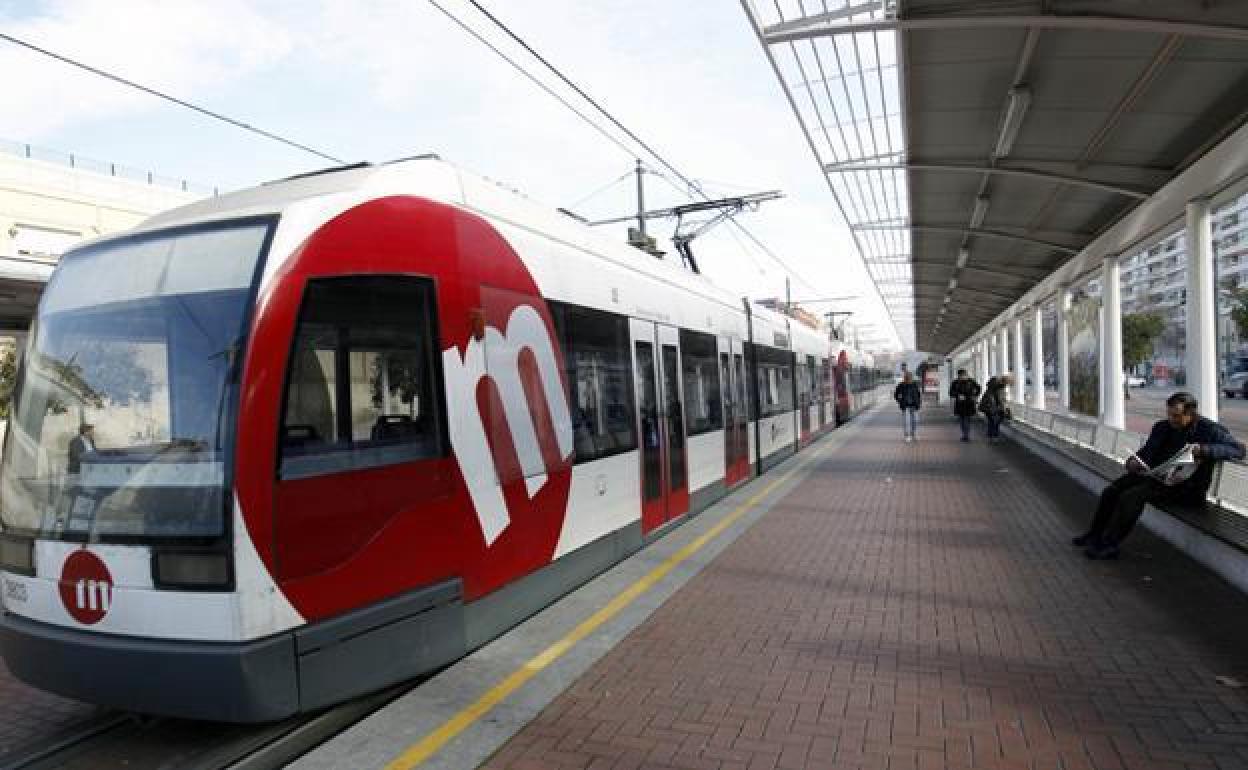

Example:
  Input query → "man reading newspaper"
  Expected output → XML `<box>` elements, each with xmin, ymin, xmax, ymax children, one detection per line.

<box><xmin>1074</xmin><ymin>392</ymin><xmax>1245</xmax><ymax>560</ymax></box>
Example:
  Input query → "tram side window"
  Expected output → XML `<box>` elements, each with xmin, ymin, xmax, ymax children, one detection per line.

<box><xmin>549</xmin><ymin>302</ymin><xmax>637</xmax><ymax>463</ymax></box>
<box><xmin>679</xmin><ymin>330</ymin><xmax>722</xmax><ymax>436</ymax></box>
<box><xmin>755</xmin><ymin>346</ymin><xmax>794</xmax><ymax>418</ymax></box>
<box><xmin>280</xmin><ymin>276</ymin><xmax>442</xmax><ymax>478</ymax></box>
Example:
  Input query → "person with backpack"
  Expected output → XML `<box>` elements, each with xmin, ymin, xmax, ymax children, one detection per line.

<box><xmin>893</xmin><ymin>371</ymin><xmax>922</xmax><ymax>442</ymax></box>
<box><xmin>948</xmin><ymin>369</ymin><xmax>981</xmax><ymax>442</ymax></box>
<box><xmin>978</xmin><ymin>374</ymin><xmax>1012</xmax><ymax>442</ymax></box>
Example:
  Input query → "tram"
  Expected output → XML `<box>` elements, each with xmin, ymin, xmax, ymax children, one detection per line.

<box><xmin>0</xmin><ymin>158</ymin><xmax>884</xmax><ymax>721</ymax></box>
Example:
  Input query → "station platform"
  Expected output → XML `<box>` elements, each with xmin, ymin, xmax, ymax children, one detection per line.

<box><xmin>300</xmin><ymin>406</ymin><xmax>1248</xmax><ymax>770</ymax></box>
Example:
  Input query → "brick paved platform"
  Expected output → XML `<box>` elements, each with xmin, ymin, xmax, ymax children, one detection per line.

<box><xmin>483</xmin><ymin>407</ymin><xmax>1248</xmax><ymax>770</ymax></box>
<box><xmin>0</xmin><ymin>657</ymin><xmax>103</xmax><ymax>759</ymax></box>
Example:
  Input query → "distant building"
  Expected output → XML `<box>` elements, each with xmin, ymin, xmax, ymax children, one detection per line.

<box><xmin>0</xmin><ymin>139</ymin><xmax>210</xmax><ymax>336</ymax></box>
<box><xmin>1118</xmin><ymin>190</ymin><xmax>1248</xmax><ymax>378</ymax></box>
<box><xmin>0</xmin><ymin>141</ymin><xmax>211</xmax><ymax>451</ymax></box>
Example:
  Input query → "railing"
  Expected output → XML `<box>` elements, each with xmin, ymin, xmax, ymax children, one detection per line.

<box><xmin>1010</xmin><ymin>403</ymin><xmax>1248</xmax><ymax>517</ymax></box>
<box><xmin>0</xmin><ymin>139</ymin><xmax>217</xmax><ymax>197</ymax></box>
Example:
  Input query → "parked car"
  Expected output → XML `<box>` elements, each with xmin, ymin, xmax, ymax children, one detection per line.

<box><xmin>1224</xmin><ymin>371</ymin><xmax>1248</xmax><ymax>399</ymax></box>
<box><xmin>1125</xmin><ymin>374</ymin><xmax>1146</xmax><ymax>387</ymax></box>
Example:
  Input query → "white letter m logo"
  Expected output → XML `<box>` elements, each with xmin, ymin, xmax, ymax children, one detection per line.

<box><xmin>443</xmin><ymin>304</ymin><xmax>573</xmax><ymax>545</ymax></box>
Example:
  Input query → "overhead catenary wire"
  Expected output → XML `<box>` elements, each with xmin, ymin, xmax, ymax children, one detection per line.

<box><xmin>458</xmin><ymin>0</ymin><xmax>824</xmax><ymax>295</ymax></box>
<box><xmin>569</xmin><ymin>169</ymin><xmax>635</xmax><ymax>210</ymax></box>
<box><xmin>427</xmin><ymin>0</ymin><xmax>640</xmax><ymax>161</ymax></box>
<box><xmin>0</xmin><ymin>31</ymin><xmax>346</xmax><ymax>165</ymax></box>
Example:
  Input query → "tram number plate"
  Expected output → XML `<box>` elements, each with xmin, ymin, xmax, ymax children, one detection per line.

<box><xmin>3</xmin><ymin>578</ymin><xmax>28</xmax><ymax>604</ymax></box>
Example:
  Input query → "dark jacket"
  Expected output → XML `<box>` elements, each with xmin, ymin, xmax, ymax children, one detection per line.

<box><xmin>67</xmin><ymin>435</ymin><xmax>93</xmax><ymax>475</ymax></box>
<box><xmin>893</xmin><ymin>381</ymin><xmax>921</xmax><ymax>410</ymax></box>
<box><xmin>949</xmin><ymin>377</ymin><xmax>982</xmax><ymax>417</ymax></box>
<box><xmin>1135</xmin><ymin>415</ymin><xmax>1245</xmax><ymax>499</ymax></box>
<box><xmin>979</xmin><ymin>378</ymin><xmax>1008</xmax><ymax>418</ymax></box>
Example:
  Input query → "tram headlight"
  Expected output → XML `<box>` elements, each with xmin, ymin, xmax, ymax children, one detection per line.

<box><xmin>152</xmin><ymin>550</ymin><xmax>231</xmax><ymax>589</ymax></box>
<box><xmin>0</xmin><ymin>536</ymin><xmax>34</xmax><ymax>575</ymax></box>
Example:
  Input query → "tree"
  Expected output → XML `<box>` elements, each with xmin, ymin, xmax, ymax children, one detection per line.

<box><xmin>1121</xmin><ymin>313</ymin><xmax>1165</xmax><ymax>370</ymax></box>
<box><xmin>1121</xmin><ymin>313</ymin><xmax>1165</xmax><ymax>400</ymax></box>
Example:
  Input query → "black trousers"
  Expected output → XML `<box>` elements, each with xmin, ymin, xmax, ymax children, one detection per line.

<box><xmin>1087</xmin><ymin>474</ymin><xmax>1200</xmax><ymax>544</ymax></box>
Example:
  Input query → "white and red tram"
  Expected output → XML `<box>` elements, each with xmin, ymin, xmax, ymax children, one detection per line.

<box><xmin>0</xmin><ymin>158</ymin><xmax>882</xmax><ymax>721</ymax></box>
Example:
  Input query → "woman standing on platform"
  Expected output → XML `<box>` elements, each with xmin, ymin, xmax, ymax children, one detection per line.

<box><xmin>894</xmin><ymin>371</ymin><xmax>922</xmax><ymax>442</ymax></box>
<box><xmin>979</xmin><ymin>375</ymin><xmax>1011</xmax><ymax>442</ymax></box>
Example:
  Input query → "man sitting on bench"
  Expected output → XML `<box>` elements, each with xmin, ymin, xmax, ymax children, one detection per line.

<box><xmin>1074</xmin><ymin>391</ymin><xmax>1245</xmax><ymax>560</ymax></box>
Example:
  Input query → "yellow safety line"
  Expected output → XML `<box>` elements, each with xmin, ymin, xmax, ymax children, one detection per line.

<box><xmin>384</xmin><ymin>443</ymin><xmax>830</xmax><ymax>770</ymax></box>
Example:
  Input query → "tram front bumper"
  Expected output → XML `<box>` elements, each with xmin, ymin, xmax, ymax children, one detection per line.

<box><xmin>0</xmin><ymin>611</ymin><xmax>298</xmax><ymax>723</ymax></box>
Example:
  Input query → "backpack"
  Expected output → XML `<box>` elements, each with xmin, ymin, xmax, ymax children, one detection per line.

<box><xmin>978</xmin><ymin>391</ymin><xmax>993</xmax><ymax>415</ymax></box>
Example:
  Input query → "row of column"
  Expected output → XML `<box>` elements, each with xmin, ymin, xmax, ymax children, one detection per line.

<box><xmin>960</xmin><ymin>199</ymin><xmax>1220</xmax><ymax>427</ymax></box>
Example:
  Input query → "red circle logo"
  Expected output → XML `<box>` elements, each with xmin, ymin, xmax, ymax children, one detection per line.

<box><xmin>59</xmin><ymin>550</ymin><xmax>114</xmax><ymax>625</ymax></box>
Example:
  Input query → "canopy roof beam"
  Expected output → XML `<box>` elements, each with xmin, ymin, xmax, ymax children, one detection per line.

<box><xmin>825</xmin><ymin>161</ymin><xmax>1152</xmax><ymax>199</ymax></box>
<box><xmin>852</xmin><ymin>223</ymin><xmax>1084</xmax><ymax>255</ymax></box>
<box><xmin>764</xmin><ymin>15</ymin><xmax>1248</xmax><ymax>45</ymax></box>
<box><xmin>907</xmin><ymin>258</ymin><xmax>1050</xmax><ymax>283</ymax></box>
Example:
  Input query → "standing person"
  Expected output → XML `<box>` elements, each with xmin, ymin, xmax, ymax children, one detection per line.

<box><xmin>67</xmin><ymin>423</ymin><xmax>96</xmax><ymax>475</ymax></box>
<box><xmin>894</xmin><ymin>371</ymin><xmax>922</xmax><ymax>442</ymax></box>
<box><xmin>948</xmin><ymin>369</ymin><xmax>981</xmax><ymax>442</ymax></box>
<box><xmin>979</xmin><ymin>375</ymin><xmax>1011</xmax><ymax>442</ymax></box>
<box><xmin>1074</xmin><ymin>392</ymin><xmax>1245</xmax><ymax>559</ymax></box>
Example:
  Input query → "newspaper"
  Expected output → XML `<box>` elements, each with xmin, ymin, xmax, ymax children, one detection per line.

<box><xmin>1129</xmin><ymin>444</ymin><xmax>1200</xmax><ymax>485</ymax></box>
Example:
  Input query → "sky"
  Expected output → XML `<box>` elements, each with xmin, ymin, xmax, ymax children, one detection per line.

<box><xmin>0</xmin><ymin>0</ymin><xmax>905</xmax><ymax>350</ymax></box>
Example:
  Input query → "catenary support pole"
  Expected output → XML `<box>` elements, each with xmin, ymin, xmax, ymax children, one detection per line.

<box><xmin>1103</xmin><ymin>254</ymin><xmax>1125</xmax><ymax>429</ymax></box>
<box><xmin>1187</xmin><ymin>199</ymin><xmax>1219</xmax><ymax>420</ymax></box>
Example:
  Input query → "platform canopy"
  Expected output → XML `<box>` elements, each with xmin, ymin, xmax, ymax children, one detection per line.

<box><xmin>744</xmin><ymin>0</ymin><xmax>1248</xmax><ymax>353</ymax></box>
<box><xmin>0</xmin><ymin>256</ymin><xmax>52</xmax><ymax>333</ymax></box>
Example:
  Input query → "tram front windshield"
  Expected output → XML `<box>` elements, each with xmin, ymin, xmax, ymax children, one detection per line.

<box><xmin>0</xmin><ymin>221</ymin><xmax>270</xmax><ymax>541</ymax></box>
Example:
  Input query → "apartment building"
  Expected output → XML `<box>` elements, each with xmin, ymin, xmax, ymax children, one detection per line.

<box><xmin>1118</xmin><ymin>190</ymin><xmax>1248</xmax><ymax>373</ymax></box>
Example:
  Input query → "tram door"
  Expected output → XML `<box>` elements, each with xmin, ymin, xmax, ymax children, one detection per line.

<box><xmin>799</xmin><ymin>355</ymin><xmax>814</xmax><ymax>445</ymax></box>
<box><xmin>720</xmin><ymin>338</ymin><xmax>750</xmax><ymax>486</ymax></box>
<box><xmin>818</xmin><ymin>358</ymin><xmax>829</xmax><ymax>428</ymax></box>
<box><xmin>632</xmin><ymin>320</ymin><xmax>689</xmax><ymax>533</ymax></box>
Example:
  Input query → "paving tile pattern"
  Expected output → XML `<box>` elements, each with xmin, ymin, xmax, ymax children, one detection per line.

<box><xmin>483</xmin><ymin>408</ymin><xmax>1248</xmax><ymax>769</ymax></box>
<box><xmin>0</xmin><ymin>657</ymin><xmax>103</xmax><ymax>758</ymax></box>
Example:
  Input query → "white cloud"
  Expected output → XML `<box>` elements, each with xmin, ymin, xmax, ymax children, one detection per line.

<box><xmin>0</xmin><ymin>0</ymin><xmax>292</xmax><ymax>137</ymax></box>
<box><xmin>0</xmin><ymin>0</ymin><xmax>906</xmax><ymax>349</ymax></box>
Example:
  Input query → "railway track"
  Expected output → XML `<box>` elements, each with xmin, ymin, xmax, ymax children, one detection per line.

<box><xmin>0</xmin><ymin>683</ymin><xmax>413</xmax><ymax>770</ymax></box>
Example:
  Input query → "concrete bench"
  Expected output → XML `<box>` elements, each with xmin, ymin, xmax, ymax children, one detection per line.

<box><xmin>1004</xmin><ymin>416</ymin><xmax>1248</xmax><ymax>593</ymax></box>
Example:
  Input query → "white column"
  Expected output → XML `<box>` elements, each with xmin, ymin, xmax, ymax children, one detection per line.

<box><xmin>1058</xmin><ymin>286</ymin><xmax>1071</xmax><ymax>411</ymax></box>
<box><xmin>939</xmin><ymin>359</ymin><xmax>951</xmax><ymax>405</ymax></box>
<box><xmin>1187</xmin><ymin>199</ymin><xmax>1219</xmax><ymax>419</ymax></box>
<box><xmin>1030</xmin><ymin>305</ymin><xmax>1045</xmax><ymax>408</ymax></box>
<box><xmin>1012</xmin><ymin>316</ymin><xmax>1025</xmax><ymax>402</ymax></box>
<box><xmin>998</xmin><ymin>326</ymin><xmax>1009</xmax><ymax>380</ymax></box>
<box><xmin>1103</xmin><ymin>255</ymin><xmax>1125</xmax><ymax>429</ymax></box>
